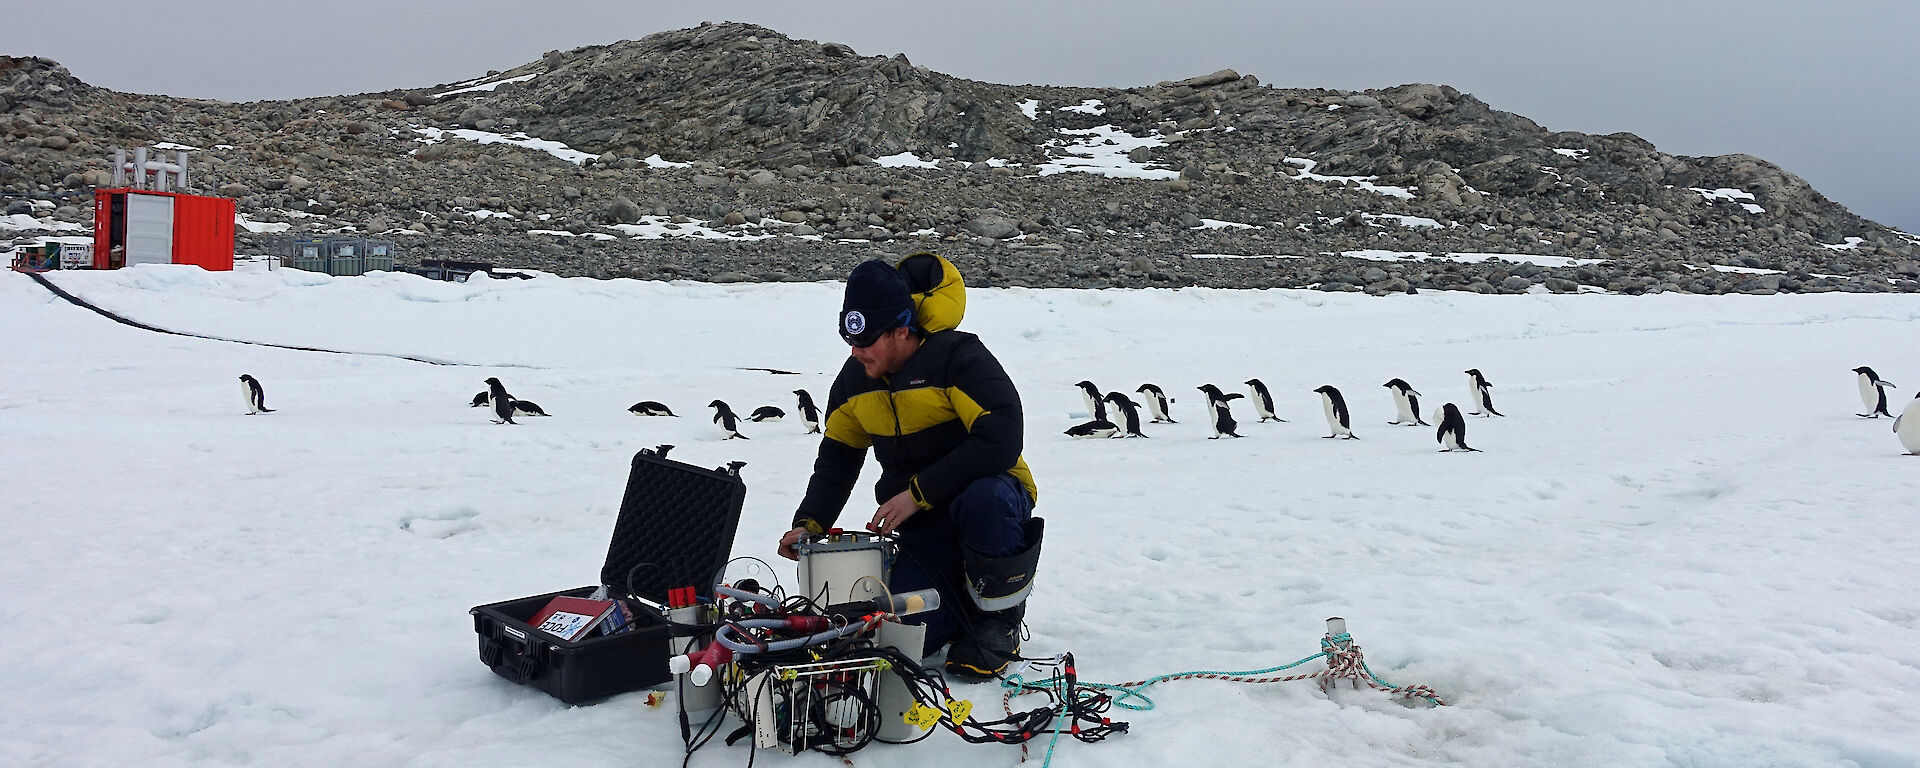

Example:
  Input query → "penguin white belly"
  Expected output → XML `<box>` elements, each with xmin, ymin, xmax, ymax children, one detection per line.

<box><xmin>1322</xmin><ymin>400</ymin><xmax>1349</xmax><ymax>436</ymax></box>
<box><xmin>1393</xmin><ymin>393</ymin><xmax>1414</xmax><ymax>424</ymax></box>
<box><xmin>1898</xmin><ymin>401</ymin><xmax>1920</xmax><ymax>453</ymax></box>
<box><xmin>1859</xmin><ymin>376</ymin><xmax>1878</xmax><ymax>411</ymax></box>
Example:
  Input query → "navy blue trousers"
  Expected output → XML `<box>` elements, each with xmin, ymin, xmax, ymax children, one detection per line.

<box><xmin>888</xmin><ymin>473</ymin><xmax>1033</xmax><ymax>651</ymax></box>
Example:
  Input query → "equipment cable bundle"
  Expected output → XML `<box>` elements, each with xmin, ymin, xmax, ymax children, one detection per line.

<box><xmin>641</xmin><ymin>533</ymin><xmax>1444</xmax><ymax>766</ymax></box>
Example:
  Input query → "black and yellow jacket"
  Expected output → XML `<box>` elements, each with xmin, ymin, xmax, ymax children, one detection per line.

<box><xmin>792</xmin><ymin>254</ymin><xmax>1037</xmax><ymax>534</ymax></box>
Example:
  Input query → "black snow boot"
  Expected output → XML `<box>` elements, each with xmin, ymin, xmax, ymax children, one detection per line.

<box><xmin>945</xmin><ymin>518</ymin><xmax>1044</xmax><ymax>681</ymax></box>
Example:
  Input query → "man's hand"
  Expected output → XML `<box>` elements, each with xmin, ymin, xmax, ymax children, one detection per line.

<box><xmin>777</xmin><ymin>526</ymin><xmax>810</xmax><ymax>561</ymax></box>
<box><xmin>868</xmin><ymin>490</ymin><xmax>920</xmax><ymax>536</ymax></box>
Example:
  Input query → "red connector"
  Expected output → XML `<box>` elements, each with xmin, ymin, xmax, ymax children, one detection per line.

<box><xmin>785</xmin><ymin>615</ymin><xmax>831</xmax><ymax>632</ymax></box>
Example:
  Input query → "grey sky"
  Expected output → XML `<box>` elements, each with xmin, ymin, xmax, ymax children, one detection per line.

<box><xmin>9</xmin><ymin>1</ymin><xmax>1917</xmax><ymax>233</ymax></box>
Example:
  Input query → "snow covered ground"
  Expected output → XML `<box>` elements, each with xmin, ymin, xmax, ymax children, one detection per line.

<box><xmin>3</xmin><ymin>264</ymin><xmax>1918</xmax><ymax>767</ymax></box>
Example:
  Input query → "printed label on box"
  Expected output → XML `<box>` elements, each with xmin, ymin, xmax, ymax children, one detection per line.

<box><xmin>536</xmin><ymin>611</ymin><xmax>599</xmax><ymax>641</ymax></box>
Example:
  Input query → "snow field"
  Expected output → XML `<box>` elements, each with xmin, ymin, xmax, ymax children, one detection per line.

<box><xmin>2</xmin><ymin>265</ymin><xmax>1917</xmax><ymax>767</ymax></box>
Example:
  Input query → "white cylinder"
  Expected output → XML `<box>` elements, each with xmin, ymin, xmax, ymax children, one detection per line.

<box><xmin>795</xmin><ymin>533</ymin><xmax>889</xmax><ymax>606</ymax></box>
<box><xmin>669</xmin><ymin>603</ymin><xmax>722</xmax><ymax>716</ymax></box>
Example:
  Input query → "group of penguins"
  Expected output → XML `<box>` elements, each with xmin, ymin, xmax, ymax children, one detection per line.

<box><xmin>1853</xmin><ymin>366</ymin><xmax>1920</xmax><ymax>455</ymax></box>
<box><xmin>471</xmin><ymin>376</ymin><xmax>825</xmax><ymax>440</ymax></box>
<box><xmin>235</xmin><ymin>365</ymin><xmax>1920</xmax><ymax>457</ymax></box>
<box><xmin>1063</xmin><ymin>369</ymin><xmax>1505</xmax><ymax>452</ymax></box>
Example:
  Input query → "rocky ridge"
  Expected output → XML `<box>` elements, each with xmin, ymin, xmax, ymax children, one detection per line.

<box><xmin>4</xmin><ymin>24</ymin><xmax>1918</xmax><ymax>295</ymax></box>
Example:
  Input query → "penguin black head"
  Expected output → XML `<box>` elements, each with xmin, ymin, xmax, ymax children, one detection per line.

<box><xmin>484</xmin><ymin>377</ymin><xmax>505</xmax><ymax>389</ymax></box>
<box><xmin>1854</xmin><ymin>366</ymin><xmax>1878</xmax><ymax>377</ymax></box>
<box><xmin>1384</xmin><ymin>378</ymin><xmax>1410</xmax><ymax>390</ymax></box>
<box><xmin>1244</xmin><ymin>378</ymin><xmax>1261</xmax><ymax>387</ymax></box>
<box><xmin>709</xmin><ymin>399</ymin><xmax>732</xmax><ymax>412</ymax></box>
<box><xmin>1103</xmin><ymin>391</ymin><xmax>1130</xmax><ymax>404</ymax></box>
<box><xmin>792</xmin><ymin>389</ymin><xmax>809</xmax><ymax>397</ymax></box>
<box><xmin>1137</xmin><ymin>383</ymin><xmax>1162</xmax><ymax>394</ymax></box>
<box><xmin>240</xmin><ymin>374</ymin><xmax>256</xmax><ymax>384</ymax></box>
<box><xmin>1075</xmin><ymin>380</ymin><xmax>1099</xmax><ymax>392</ymax></box>
<box><xmin>1464</xmin><ymin>369</ymin><xmax>1480</xmax><ymax>377</ymax></box>
<box><xmin>1197</xmin><ymin>384</ymin><xmax>1222</xmax><ymax>396</ymax></box>
<box><xmin>1314</xmin><ymin>385</ymin><xmax>1337</xmax><ymax>396</ymax></box>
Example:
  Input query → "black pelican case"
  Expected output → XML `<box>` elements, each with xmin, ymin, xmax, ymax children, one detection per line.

<box><xmin>469</xmin><ymin>446</ymin><xmax>746</xmax><ymax>704</ymax></box>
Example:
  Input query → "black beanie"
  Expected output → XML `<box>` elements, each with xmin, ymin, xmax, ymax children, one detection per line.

<box><xmin>840</xmin><ymin>259</ymin><xmax>915</xmax><ymax>346</ymax></box>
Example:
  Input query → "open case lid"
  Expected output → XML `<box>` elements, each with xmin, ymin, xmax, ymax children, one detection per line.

<box><xmin>601</xmin><ymin>446</ymin><xmax>747</xmax><ymax>603</ymax></box>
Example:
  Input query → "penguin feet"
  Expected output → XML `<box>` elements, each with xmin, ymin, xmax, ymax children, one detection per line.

<box><xmin>1858</xmin><ymin>412</ymin><xmax>1880</xmax><ymax>418</ymax></box>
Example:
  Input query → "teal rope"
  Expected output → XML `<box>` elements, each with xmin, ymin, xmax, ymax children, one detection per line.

<box><xmin>1000</xmin><ymin>648</ymin><xmax>1331</xmax><ymax>713</ymax></box>
<box><xmin>997</xmin><ymin>633</ymin><xmax>1444</xmax><ymax>767</ymax></box>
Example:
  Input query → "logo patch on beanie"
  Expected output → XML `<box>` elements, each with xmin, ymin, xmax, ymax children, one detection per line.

<box><xmin>843</xmin><ymin>311</ymin><xmax>867</xmax><ymax>336</ymax></box>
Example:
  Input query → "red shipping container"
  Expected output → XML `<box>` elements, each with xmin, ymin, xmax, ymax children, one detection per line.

<box><xmin>92</xmin><ymin>188</ymin><xmax>235</xmax><ymax>271</ymax></box>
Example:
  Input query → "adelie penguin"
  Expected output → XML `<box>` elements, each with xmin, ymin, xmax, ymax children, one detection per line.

<box><xmin>793</xmin><ymin>389</ymin><xmax>822</xmax><ymax>434</ymax></box>
<box><xmin>1195</xmin><ymin>383</ymin><xmax>1244</xmax><ymax>407</ymax></box>
<box><xmin>1435</xmin><ymin>403</ymin><xmax>1479</xmax><ymax>452</ymax></box>
<box><xmin>1197</xmin><ymin>384</ymin><xmax>1243</xmax><ymax>439</ymax></box>
<box><xmin>1895</xmin><ymin>393</ymin><xmax>1920</xmax><ymax>455</ymax></box>
<box><xmin>628</xmin><ymin>400</ymin><xmax>676</xmax><ymax>417</ymax></box>
<box><xmin>1244</xmin><ymin>378</ymin><xmax>1284</xmax><ymax>422</ymax></box>
<box><xmin>1103</xmin><ymin>391</ymin><xmax>1148</xmax><ymax>438</ymax></box>
<box><xmin>1853</xmin><ymin>366</ymin><xmax>1897</xmax><ymax>418</ymax></box>
<box><xmin>1383</xmin><ymin>378</ymin><xmax>1429</xmax><ymax>426</ymax></box>
<box><xmin>1313</xmin><ymin>385</ymin><xmax>1357</xmax><ymax>439</ymax></box>
<box><xmin>469</xmin><ymin>391</ymin><xmax>489</xmax><ymax>408</ymax></box>
<box><xmin>239</xmin><ymin>374</ymin><xmax>275</xmax><ymax>415</ymax></box>
<box><xmin>709</xmin><ymin>399</ymin><xmax>748</xmax><ymax>439</ymax></box>
<box><xmin>1073</xmin><ymin>380</ymin><xmax>1108</xmax><ymax>421</ymax></box>
<box><xmin>1063</xmin><ymin>418</ymin><xmax>1119</xmax><ymax>439</ymax></box>
<box><xmin>1465</xmin><ymin>369</ymin><xmax>1504</xmax><ymax>417</ymax></box>
<box><xmin>1136</xmin><ymin>383</ymin><xmax>1176</xmax><ymax>423</ymax></box>
<box><xmin>512</xmin><ymin>400</ymin><xmax>551</xmax><ymax>417</ymax></box>
<box><xmin>483</xmin><ymin>377</ymin><xmax>516</xmax><ymax>425</ymax></box>
<box><xmin>748</xmin><ymin>405</ymin><xmax>786</xmax><ymax>422</ymax></box>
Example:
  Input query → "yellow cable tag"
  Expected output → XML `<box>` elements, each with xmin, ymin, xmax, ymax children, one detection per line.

<box><xmin>947</xmin><ymin>699</ymin><xmax>974</xmax><ymax>723</ymax></box>
<box><xmin>904</xmin><ymin>703</ymin><xmax>940</xmax><ymax>728</ymax></box>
